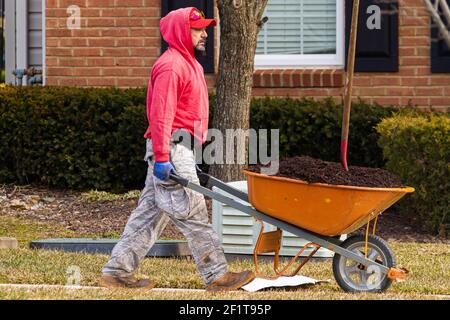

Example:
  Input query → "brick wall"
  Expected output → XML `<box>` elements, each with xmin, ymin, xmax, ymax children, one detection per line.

<box><xmin>45</xmin><ymin>0</ymin><xmax>449</xmax><ymax>111</ymax></box>
<box><xmin>46</xmin><ymin>0</ymin><xmax>161</xmax><ymax>87</ymax></box>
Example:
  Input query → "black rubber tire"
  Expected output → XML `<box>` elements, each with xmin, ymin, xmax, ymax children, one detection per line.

<box><xmin>332</xmin><ymin>234</ymin><xmax>395</xmax><ymax>293</ymax></box>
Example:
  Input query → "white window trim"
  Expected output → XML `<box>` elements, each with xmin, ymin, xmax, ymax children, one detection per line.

<box><xmin>255</xmin><ymin>0</ymin><xmax>345</xmax><ymax>69</ymax></box>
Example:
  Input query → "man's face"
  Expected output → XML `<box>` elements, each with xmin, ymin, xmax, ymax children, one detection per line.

<box><xmin>191</xmin><ymin>28</ymin><xmax>207</xmax><ymax>52</ymax></box>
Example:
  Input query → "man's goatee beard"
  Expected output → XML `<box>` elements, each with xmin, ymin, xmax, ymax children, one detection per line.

<box><xmin>195</xmin><ymin>46</ymin><xmax>207</xmax><ymax>57</ymax></box>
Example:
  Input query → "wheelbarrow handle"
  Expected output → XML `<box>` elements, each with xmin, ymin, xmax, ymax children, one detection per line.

<box><xmin>169</xmin><ymin>172</ymin><xmax>189</xmax><ymax>187</ymax></box>
<box><xmin>170</xmin><ymin>168</ymin><xmax>250</xmax><ymax>203</ymax></box>
<box><xmin>170</xmin><ymin>166</ymin><xmax>203</xmax><ymax>187</ymax></box>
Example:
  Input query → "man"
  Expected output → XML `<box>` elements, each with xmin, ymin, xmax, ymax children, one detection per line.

<box><xmin>99</xmin><ymin>7</ymin><xmax>255</xmax><ymax>292</ymax></box>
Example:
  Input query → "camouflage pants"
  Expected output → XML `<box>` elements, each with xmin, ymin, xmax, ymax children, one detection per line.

<box><xmin>102</xmin><ymin>139</ymin><xmax>228</xmax><ymax>286</ymax></box>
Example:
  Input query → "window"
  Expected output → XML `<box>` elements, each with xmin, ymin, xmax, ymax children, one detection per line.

<box><xmin>1</xmin><ymin>0</ymin><xmax>5</xmax><ymax>83</ymax></box>
<box><xmin>255</xmin><ymin>0</ymin><xmax>345</xmax><ymax>68</ymax></box>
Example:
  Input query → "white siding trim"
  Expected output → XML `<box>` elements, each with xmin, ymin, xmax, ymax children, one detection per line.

<box><xmin>5</xmin><ymin>0</ymin><xmax>16</xmax><ymax>84</ymax></box>
<box><xmin>16</xmin><ymin>0</ymin><xmax>28</xmax><ymax>84</ymax></box>
<box><xmin>41</xmin><ymin>0</ymin><xmax>46</xmax><ymax>85</ymax></box>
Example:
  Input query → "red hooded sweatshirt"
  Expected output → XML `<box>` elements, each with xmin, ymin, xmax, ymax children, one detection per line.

<box><xmin>144</xmin><ymin>7</ymin><xmax>209</xmax><ymax>162</ymax></box>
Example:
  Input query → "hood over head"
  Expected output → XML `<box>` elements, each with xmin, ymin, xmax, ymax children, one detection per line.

<box><xmin>160</xmin><ymin>7</ymin><xmax>196</xmax><ymax>61</ymax></box>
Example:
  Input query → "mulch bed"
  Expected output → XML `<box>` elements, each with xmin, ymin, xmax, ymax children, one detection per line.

<box><xmin>247</xmin><ymin>156</ymin><xmax>404</xmax><ymax>188</ymax></box>
<box><xmin>0</xmin><ymin>184</ymin><xmax>448</xmax><ymax>244</ymax></box>
<box><xmin>0</xmin><ymin>185</ymin><xmax>188</xmax><ymax>240</ymax></box>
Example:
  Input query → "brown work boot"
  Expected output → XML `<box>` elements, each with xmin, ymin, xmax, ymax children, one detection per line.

<box><xmin>99</xmin><ymin>274</ymin><xmax>155</xmax><ymax>290</ymax></box>
<box><xmin>205</xmin><ymin>271</ymin><xmax>255</xmax><ymax>292</ymax></box>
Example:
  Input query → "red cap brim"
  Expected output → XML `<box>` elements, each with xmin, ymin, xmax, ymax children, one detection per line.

<box><xmin>190</xmin><ymin>19</ymin><xmax>217</xmax><ymax>29</ymax></box>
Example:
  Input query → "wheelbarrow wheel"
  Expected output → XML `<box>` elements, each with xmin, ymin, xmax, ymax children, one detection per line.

<box><xmin>332</xmin><ymin>234</ymin><xmax>395</xmax><ymax>293</ymax></box>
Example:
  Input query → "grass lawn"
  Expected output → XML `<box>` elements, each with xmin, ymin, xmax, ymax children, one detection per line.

<box><xmin>0</xmin><ymin>215</ymin><xmax>449</xmax><ymax>300</ymax></box>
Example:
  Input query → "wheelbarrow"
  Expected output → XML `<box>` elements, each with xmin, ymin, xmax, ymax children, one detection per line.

<box><xmin>170</xmin><ymin>168</ymin><xmax>414</xmax><ymax>293</ymax></box>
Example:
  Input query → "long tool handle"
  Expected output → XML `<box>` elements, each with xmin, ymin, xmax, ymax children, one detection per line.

<box><xmin>341</xmin><ymin>0</ymin><xmax>360</xmax><ymax>171</ymax></box>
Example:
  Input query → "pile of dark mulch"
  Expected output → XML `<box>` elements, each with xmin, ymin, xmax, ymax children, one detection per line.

<box><xmin>246</xmin><ymin>156</ymin><xmax>404</xmax><ymax>188</ymax></box>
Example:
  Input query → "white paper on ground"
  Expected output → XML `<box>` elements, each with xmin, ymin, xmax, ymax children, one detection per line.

<box><xmin>241</xmin><ymin>275</ymin><xmax>329</xmax><ymax>292</ymax></box>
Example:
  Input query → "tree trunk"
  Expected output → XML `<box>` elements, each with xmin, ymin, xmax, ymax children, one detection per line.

<box><xmin>209</xmin><ymin>0</ymin><xmax>268</xmax><ymax>182</ymax></box>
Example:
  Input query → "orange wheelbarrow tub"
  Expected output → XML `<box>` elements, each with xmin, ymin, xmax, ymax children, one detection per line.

<box><xmin>243</xmin><ymin>170</ymin><xmax>415</xmax><ymax>237</ymax></box>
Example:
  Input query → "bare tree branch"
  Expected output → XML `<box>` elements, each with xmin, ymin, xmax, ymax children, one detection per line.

<box><xmin>439</xmin><ymin>0</ymin><xmax>450</xmax><ymax>24</ymax></box>
<box><xmin>424</xmin><ymin>0</ymin><xmax>450</xmax><ymax>47</ymax></box>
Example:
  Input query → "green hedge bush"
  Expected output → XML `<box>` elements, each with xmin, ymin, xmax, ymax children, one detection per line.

<box><xmin>0</xmin><ymin>86</ymin><xmax>148</xmax><ymax>191</ymax></box>
<box><xmin>1</xmin><ymin>86</ymin><xmax>396</xmax><ymax>191</ymax></box>
<box><xmin>377</xmin><ymin>112</ymin><xmax>450</xmax><ymax>234</ymax></box>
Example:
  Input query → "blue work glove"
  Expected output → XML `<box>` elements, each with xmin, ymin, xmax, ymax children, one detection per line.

<box><xmin>153</xmin><ymin>161</ymin><xmax>175</xmax><ymax>181</ymax></box>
